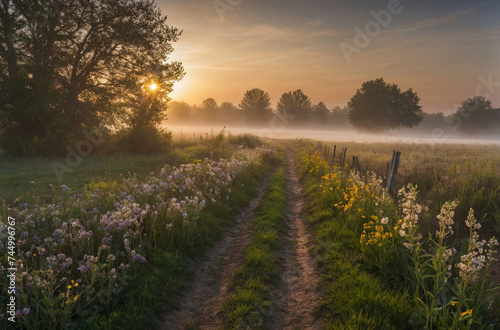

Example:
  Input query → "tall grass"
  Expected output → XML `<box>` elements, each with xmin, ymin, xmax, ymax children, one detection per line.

<box><xmin>0</xmin><ymin>138</ymin><xmax>279</xmax><ymax>328</ymax></box>
<box><xmin>298</xmin><ymin>144</ymin><xmax>499</xmax><ymax>328</ymax></box>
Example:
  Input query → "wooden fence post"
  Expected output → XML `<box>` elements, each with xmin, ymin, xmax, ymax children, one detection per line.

<box><xmin>342</xmin><ymin>148</ymin><xmax>347</xmax><ymax>169</ymax></box>
<box><xmin>386</xmin><ymin>151</ymin><xmax>401</xmax><ymax>193</ymax></box>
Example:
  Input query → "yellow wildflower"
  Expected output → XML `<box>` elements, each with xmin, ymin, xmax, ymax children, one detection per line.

<box><xmin>460</xmin><ymin>309</ymin><xmax>473</xmax><ymax>320</ymax></box>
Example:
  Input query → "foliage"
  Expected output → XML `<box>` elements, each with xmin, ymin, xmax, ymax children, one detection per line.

<box><xmin>277</xmin><ymin>89</ymin><xmax>313</xmax><ymax>126</ymax></box>
<box><xmin>299</xmin><ymin>145</ymin><xmax>500</xmax><ymax>328</ymax></box>
<box><xmin>238</xmin><ymin>88</ymin><xmax>273</xmax><ymax>124</ymax></box>
<box><xmin>348</xmin><ymin>78</ymin><xmax>423</xmax><ymax>131</ymax></box>
<box><xmin>298</xmin><ymin>149</ymin><xmax>413</xmax><ymax>328</ymax></box>
<box><xmin>227</xmin><ymin>133</ymin><xmax>263</xmax><ymax>149</ymax></box>
<box><xmin>201</xmin><ymin>98</ymin><xmax>220</xmax><ymax>122</ymax></box>
<box><xmin>0</xmin><ymin>146</ymin><xmax>275</xmax><ymax>327</ymax></box>
<box><xmin>454</xmin><ymin>96</ymin><xmax>500</xmax><ymax>135</ymax></box>
<box><xmin>0</xmin><ymin>0</ymin><xmax>184</xmax><ymax>156</ymax></box>
<box><xmin>115</xmin><ymin>127</ymin><xmax>172</xmax><ymax>154</ymax></box>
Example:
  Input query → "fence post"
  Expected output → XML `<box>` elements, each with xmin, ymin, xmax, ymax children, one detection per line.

<box><xmin>386</xmin><ymin>151</ymin><xmax>401</xmax><ymax>193</ymax></box>
<box><xmin>342</xmin><ymin>148</ymin><xmax>347</xmax><ymax>169</ymax></box>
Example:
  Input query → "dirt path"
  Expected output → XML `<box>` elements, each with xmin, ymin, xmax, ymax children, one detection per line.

<box><xmin>269</xmin><ymin>150</ymin><xmax>322</xmax><ymax>329</ymax></box>
<box><xmin>159</xmin><ymin>175</ymin><xmax>271</xmax><ymax>330</ymax></box>
<box><xmin>160</xmin><ymin>149</ymin><xmax>322</xmax><ymax>329</ymax></box>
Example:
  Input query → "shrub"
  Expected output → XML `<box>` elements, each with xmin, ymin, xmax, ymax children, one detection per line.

<box><xmin>115</xmin><ymin>126</ymin><xmax>172</xmax><ymax>154</ymax></box>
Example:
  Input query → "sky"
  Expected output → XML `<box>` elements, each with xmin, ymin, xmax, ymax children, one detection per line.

<box><xmin>157</xmin><ymin>0</ymin><xmax>500</xmax><ymax>114</ymax></box>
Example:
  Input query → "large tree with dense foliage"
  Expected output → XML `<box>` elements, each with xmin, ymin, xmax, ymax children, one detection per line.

<box><xmin>0</xmin><ymin>0</ymin><xmax>183</xmax><ymax>155</ymax></box>
<box><xmin>347</xmin><ymin>78</ymin><xmax>422</xmax><ymax>131</ymax></box>
<box><xmin>455</xmin><ymin>96</ymin><xmax>500</xmax><ymax>135</ymax></box>
<box><xmin>276</xmin><ymin>89</ymin><xmax>312</xmax><ymax>126</ymax></box>
<box><xmin>238</xmin><ymin>88</ymin><xmax>272</xmax><ymax>124</ymax></box>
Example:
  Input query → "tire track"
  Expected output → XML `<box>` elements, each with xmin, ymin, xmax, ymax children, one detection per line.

<box><xmin>159</xmin><ymin>175</ymin><xmax>271</xmax><ymax>329</ymax></box>
<box><xmin>270</xmin><ymin>149</ymin><xmax>322</xmax><ymax>330</ymax></box>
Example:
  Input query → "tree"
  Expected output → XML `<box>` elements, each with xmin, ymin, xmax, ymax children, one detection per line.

<box><xmin>277</xmin><ymin>89</ymin><xmax>312</xmax><ymax>126</ymax></box>
<box><xmin>219</xmin><ymin>102</ymin><xmax>240</xmax><ymax>124</ymax></box>
<box><xmin>455</xmin><ymin>96</ymin><xmax>500</xmax><ymax>135</ymax></box>
<box><xmin>330</xmin><ymin>106</ymin><xmax>351</xmax><ymax>128</ymax></box>
<box><xmin>312</xmin><ymin>102</ymin><xmax>330</xmax><ymax>125</ymax></box>
<box><xmin>0</xmin><ymin>0</ymin><xmax>184</xmax><ymax>155</ymax></box>
<box><xmin>238</xmin><ymin>88</ymin><xmax>272</xmax><ymax>124</ymax></box>
<box><xmin>347</xmin><ymin>78</ymin><xmax>422</xmax><ymax>131</ymax></box>
<box><xmin>201</xmin><ymin>98</ymin><xmax>219</xmax><ymax>123</ymax></box>
<box><xmin>168</xmin><ymin>101</ymin><xmax>192</xmax><ymax>123</ymax></box>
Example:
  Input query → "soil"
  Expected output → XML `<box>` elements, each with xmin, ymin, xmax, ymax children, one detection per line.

<box><xmin>159</xmin><ymin>151</ymin><xmax>322</xmax><ymax>329</ymax></box>
<box><xmin>267</xmin><ymin>150</ymin><xmax>322</xmax><ymax>330</ymax></box>
<box><xmin>158</xmin><ymin>175</ymin><xmax>271</xmax><ymax>329</ymax></box>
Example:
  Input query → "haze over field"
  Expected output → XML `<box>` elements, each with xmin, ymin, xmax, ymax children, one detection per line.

<box><xmin>167</xmin><ymin>124</ymin><xmax>500</xmax><ymax>145</ymax></box>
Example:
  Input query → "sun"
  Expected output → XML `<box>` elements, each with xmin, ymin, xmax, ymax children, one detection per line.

<box><xmin>149</xmin><ymin>82</ymin><xmax>158</xmax><ymax>91</ymax></box>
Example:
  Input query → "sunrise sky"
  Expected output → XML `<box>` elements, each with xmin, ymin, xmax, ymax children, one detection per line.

<box><xmin>158</xmin><ymin>0</ymin><xmax>500</xmax><ymax>114</ymax></box>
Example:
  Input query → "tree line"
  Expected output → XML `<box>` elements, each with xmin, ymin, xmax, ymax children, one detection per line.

<box><xmin>167</xmin><ymin>89</ymin><xmax>351</xmax><ymax>129</ymax></box>
<box><xmin>168</xmin><ymin>81</ymin><xmax>500</xmax><ymax>138</ymax></box>
<box><xmin>1</xmin><ymin>0</ymin><xmax>498</xmax><ymax>157</ymax></box>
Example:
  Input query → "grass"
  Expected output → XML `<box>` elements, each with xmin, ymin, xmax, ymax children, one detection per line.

<box><xmin>220</xmin><ymin>162</ymin><xmax>286</xmax><ymax>329</ymax></box>
<box><xmin>94</xmin><ymin>166</ymin><xmax>268</xmax><ymax>329</ymax></box>
<box><xmin>0</xmin><ymin>146</ymin><xmax>217</xmax><ymax>205</ymax></box>
<box><xmin>300</xmin><ymin>173</ymin><xmax>414</xmax><ymax>329</ymax></box>
<box><xmin>311</xmin><ymin>140</ymin><xmax>500</xmax><ymax>237</ymax></box>
<box><xmin>0</xmin><ymin>135</ymin><xmax>279</xmax><ymax>329</ymax></box>
<box><xmin>296</xmin><ymin>140</ymin><xmax>500</xmax><ymax>328</ymax></box>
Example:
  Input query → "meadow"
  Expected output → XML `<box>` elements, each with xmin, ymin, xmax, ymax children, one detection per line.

<box><xmin>295</xmin><ymin>139</ymin><xmax>500</xmax><ymax>328</ymax></box>
<box><xmin>1</xmin><ymin>133</ymin><xmax>499</xmax><ymax>329</ymax></box>
<box><xmin>0</xmin><ymin>134</ymin><xmax>279</xmax><ymax>328</ymax></box>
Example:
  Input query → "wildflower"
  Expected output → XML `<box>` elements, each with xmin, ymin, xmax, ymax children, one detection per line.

<box><xmin>460</xmin><ymin>309</ymin><xmax>473</xmax><ymax>320</ymax></box>
<box><xmin>73</xmin><ymin>295</ymin><xmax>79</xmax><ymax>303</ymax></box>
<box><xmin>436</xmin><ymin>200</ymin><xmax>458</xmax><ymax>239</ymax></box>
<box><xmin>380</xmin><ymin>217</ymin><xmax>389</xmax><ymax>225</ymax></box>
<box><xmin>457</xmin><ymin>209</ymin><xmax>497</xmax><ymax>284</ymax></box>
<box><xmin>21</xmin><ymin>308</ymin><xmax>30</xmax><ymax>316</ymax></box>
<box><xmin>451</xmin><ymin>301</ymin><xmax>457</xmax><ymax>306</ymax></box>
<box><xmin>67</xmin><ymin>285</ymin><xmax>72</xmax><ymax>289</ymax></box>
<box><xmin>398</xmin><ymin>184</ymin><xmax>423</xmax><ymax>249</ymax></box>
<box><xmin>403</xmin><ymin>242</ymin><xmax>414</xmax><ymax>251</ymax></box>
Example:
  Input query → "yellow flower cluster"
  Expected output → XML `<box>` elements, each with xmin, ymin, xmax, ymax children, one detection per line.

<box><xmin>330</xmin><ymin>178</ymin><xmax>361</xmax><ymax>212</ymax></box>
<box><xmin>320</xmin><ymin>173</ymin><xmax>340</xmax><ymax>195</ymax></box>
<box><xmin>360</xmin><ymin>215</ymin><xmax>393</xmax><ymax>247</ymax></box>
<box><xmin>302</xmin><ymin>151</ymin><xmax>329</xmax><ymax>177</ymax></box>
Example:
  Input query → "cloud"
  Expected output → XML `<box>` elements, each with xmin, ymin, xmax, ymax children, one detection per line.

<box><xmin>306</xmin><ymin>19</ymin><xmax>323</xmax><ymax>27</ymax></box>
<box><xmin>388</xmin><ymin>4</ymin><xmax>485</xmax><ymax>34</ymax></box>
